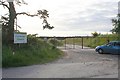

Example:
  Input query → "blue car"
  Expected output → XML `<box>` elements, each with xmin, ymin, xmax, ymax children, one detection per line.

<box><xmin>95</xmin><ymin>41</ymin><xmax>120</xmax><ymax>54</ymax></box>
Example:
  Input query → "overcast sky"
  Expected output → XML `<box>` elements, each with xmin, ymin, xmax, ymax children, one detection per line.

<box><xmin>0</xmin><ymin>0</ymin><xmax>119</xmax><ymax>36</ymax></box>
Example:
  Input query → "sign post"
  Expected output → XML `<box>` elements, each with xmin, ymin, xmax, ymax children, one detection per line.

<box><xmin>13</xmin><ymin>32</ymin><xmax>27</xmax><ymax>55</ymax></box>
<box><xmin>14</xmin><ymin>32</ymin><xmax>27</xmax><ymax>44</ymax></box>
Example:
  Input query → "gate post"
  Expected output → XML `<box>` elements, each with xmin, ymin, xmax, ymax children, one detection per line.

<box><xmin>65</xmin><ymin>37</ymin><xmax>66</xmax><ymax>49</ymax></box>
<box><xmin>73</xmin><ymin>38</ymin><xmax>75</xmax><ymax>49</ymax></box>
<box><xmin>82</xmin><ymin>37</ymin><xmax>83</xmax><ymax>49</ymax></box>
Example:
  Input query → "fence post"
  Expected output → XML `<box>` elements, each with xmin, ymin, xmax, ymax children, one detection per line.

<box><xmin>82</xmin><ymin>37</ymin><xmax>83</xmax><ymax>49</ymax></box>
<box><xmin>73</xmin><ymin>38</ymin><xmax>75</xmax><ymax>49</ymax></box>
<box><xmin>65</xmin><ymin>38</ymin><xmax>66</xmax><ymax>49</ymax></box>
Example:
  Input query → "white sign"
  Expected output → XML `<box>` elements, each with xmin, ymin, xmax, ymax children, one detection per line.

<box><xmin>14</xmin><ymin>32</ymin><xmax>27</xmax><ymax>44</ymax></box>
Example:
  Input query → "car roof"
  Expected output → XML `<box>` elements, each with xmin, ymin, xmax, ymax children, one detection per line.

<box><xmin>110</xmin><ymin>41</ymin><xmax>120</xmax><ymax>43</ymax></box>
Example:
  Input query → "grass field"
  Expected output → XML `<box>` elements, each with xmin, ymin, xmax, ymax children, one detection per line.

<box><xmin>63</xmin><ymin>34</ymin><xmax>120</xmax><ymax>48</ymax></box>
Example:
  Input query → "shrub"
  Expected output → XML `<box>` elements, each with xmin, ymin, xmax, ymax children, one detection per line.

<box><xmin>49</xmin><ymin>39</ymin><xmax>63</xmax><ymax>47</ymax></box>
<box><xmin>2</xmin><ymin>35</ymin><xmax>63</xmax><ymax>67</ymax></box>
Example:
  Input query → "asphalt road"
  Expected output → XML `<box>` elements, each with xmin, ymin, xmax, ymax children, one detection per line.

<box><xmin>2</xmin><ymin>45</ymin><xmax>119</xmax><ymax>78</ymax></box>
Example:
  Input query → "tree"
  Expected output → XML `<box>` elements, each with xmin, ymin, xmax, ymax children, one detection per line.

<box><xmin>0</xmin><ymin>0</ymin><xmax>54</xmax><ymax>44</ymax></box>
<box><xmin>91</xmin><ymin>32</ymin><xmax>100</xmax><ymax>37</ymax></box>
<box><xmin>111</xmin><ymin>14</ymin><xmax>120</xmax><ymax>34</ymax></box>
<box><xmin>0</xmin><ymin>0</ymin><xmax>16</xmax><ymax>44</ymax></box>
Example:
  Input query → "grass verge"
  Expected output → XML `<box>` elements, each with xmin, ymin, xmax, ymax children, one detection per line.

<box><xmin>2</xmin><ymin>38</ymin><xmax>63</xmax><ymax>68</ymax></box>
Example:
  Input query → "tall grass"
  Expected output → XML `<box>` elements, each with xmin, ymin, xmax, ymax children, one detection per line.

<box><xmin>2</xmin><ymin>37</ymin><xmax>63</xmax><ymax>68</ymax></box>
<box><xmin>63</xmin><ymin>34</ymin><xmax>120</xmax><ymax>48</ymax></box>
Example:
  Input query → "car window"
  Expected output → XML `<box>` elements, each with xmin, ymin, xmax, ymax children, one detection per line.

<box><xmin>115</xmin><ymin>42</ymin><xmax>120</xmax><ymax>46</ymax></box>
<box><xmin>107</xmin><ymin>42</ymin><xmax>120</xmax><ymax>46</ymax></box>
<box><xmin>107</xmin><ymin>43</ymin><xmax>113</xmax><ymax>46</ymax></box>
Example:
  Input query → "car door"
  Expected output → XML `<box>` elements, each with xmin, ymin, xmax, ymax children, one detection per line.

<box><xmin>105</xmin><ymin>42</ymin><xmax>115</xmax><ymax>54</ymax></box>
<box><xmin>107</xmin><ymin>42</ymin><xmax>119</xmax><ymax>54</ymax></box>
<box><xmin>111</xmin><ymin>45</ymin><xmax>118</xmax><ymax>54</ymax></box>
<box><xmin>114</xmin><ymin>42</ymin><xmax>120</xmax><ymax>54</ymax></box>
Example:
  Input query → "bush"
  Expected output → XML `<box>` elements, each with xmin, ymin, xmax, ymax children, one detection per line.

<box><xmin>2</xmin><ymin>35</ymin><xmax>63</xmax><ymax>68</ymax></box>
<box><xmin>49</xmin><ymin>39</ymin><xmax>63</xmax><ymax>47</ymax></box>
<box><xmin>64</xmin><ymin>34</ymin><xmax>120</xmax><ymax>48</ymax></box>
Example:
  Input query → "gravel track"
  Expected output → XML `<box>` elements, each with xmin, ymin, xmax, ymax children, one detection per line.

<box><xmin>2</xmin><ymin>45</ymin><xmax>119</xmax><ymax>78</ymax></box>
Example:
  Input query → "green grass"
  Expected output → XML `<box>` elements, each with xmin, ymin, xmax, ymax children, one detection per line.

<box><xmin>2</xmin><ymin>38</ymin><xmax>63</xmax><ymax>68</ymax></box>
<box><xmin>63</xmin><ymin>34</ymin><xmax>120</xmax><ymax>48</ymax></box>
<box><xmin>48</xmin><ymin>38</ymin><xmax>63</xmax><ymax>47</ymax></box>
<box><xmin>2</xmin><ymin>34</ymin><xmax>119</xmax><ymax>67</ymax></box>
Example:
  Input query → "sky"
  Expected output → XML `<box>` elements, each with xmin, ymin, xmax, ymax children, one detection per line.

<box><xmin>0</xmin><ymin>0</ymin><xmax>119</xmax><ymax>36</ymax></box>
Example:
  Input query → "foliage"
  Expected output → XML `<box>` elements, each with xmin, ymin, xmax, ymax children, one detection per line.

<box><xmin>17</xmin><ymin>9</ymin><xmax>54</xmax><ymax>30</ymax></box>
<box><xmin>64</xmin><ymin>34</ymin><xmax>120</xmax><ymax>48</ymax></box>
<box><xmin>111</xmin><ymin>14</ymin><xmax>120</xmax><ymax>34</ymax></box>
<box><xmin>2</xmin><ymin>35</ymin><xmax>63</xmax><ymax>67</ymax></box>
<box><xmin>91</xmin><ymin>32</ymin><xmax>100</xmax><ymax>37</ymax></box>
<box><xmin>48</xmin><ymin>38</ymin><xmax>63</xmax><ymax>47</ymax></box>
<box><xmin>0</xmin><ymin>0</ymin><xmax>54</xmax><ymax>44</ymax></box>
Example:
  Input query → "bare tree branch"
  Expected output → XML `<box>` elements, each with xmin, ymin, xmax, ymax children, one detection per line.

<box><xmin>0</xmin><ymin>1</ymin><xmax>10</xmax><ymax>10</ymax></box>
<box><xmin>16</xmin><ymin>12</ymin><xmax>38</xmax><ymax>17</ymax></box>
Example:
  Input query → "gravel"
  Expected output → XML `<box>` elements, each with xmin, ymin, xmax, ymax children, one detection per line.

<box><xmin>2</xmin><ymin>44</ymin><xmax>119</xmax><ymax>78</ymax></box>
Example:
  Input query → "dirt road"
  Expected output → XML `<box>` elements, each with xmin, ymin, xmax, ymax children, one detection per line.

<box><xmin>3</xmin><ymin>45</ymin><xmax>118</xmax><ymax>78</ymax></box>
